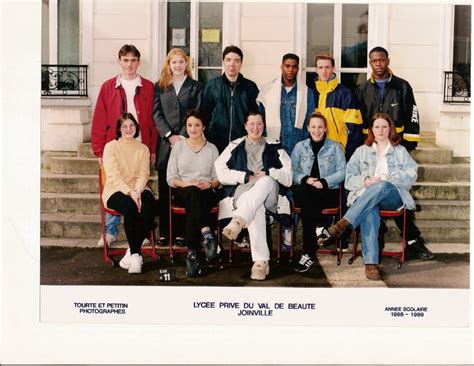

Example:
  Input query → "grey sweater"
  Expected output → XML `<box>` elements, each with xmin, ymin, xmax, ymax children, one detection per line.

<box><xmin>166</xmin><ymin>139</ymin><xmax>219</xmax><ymax>187</ymax></box>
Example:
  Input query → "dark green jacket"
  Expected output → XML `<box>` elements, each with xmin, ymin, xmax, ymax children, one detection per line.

<box><xmin>202</xmin><ymin>73</ymin><xmax>259</xmax><ymax>153</ymax></box>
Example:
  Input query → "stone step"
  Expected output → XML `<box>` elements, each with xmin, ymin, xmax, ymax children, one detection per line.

<box><xmin>49</xmin><ymin>156</ymin><xmax>156</xmax><ymax>176</ymax></box>
<box><xmin>417</xmin><ymin>163</ymin><xmax>470</xmax><ymax>182</ymax></box>
<box><xmin>41</xmin><ymin>213</ymin><xmax>469</xmax><ymax>243</ymax></box>
<box><xmin>41</xmin><ymin>171</ymin><xmax>158</xmax><ymax>193</ymax></box>
<box><xmin>415</xmin><ymin>199</ymin><xmax>470</xmax><ymax>220</ymax></box>
<box><xmin>78</xmin><ymin>142</ymin><xmax>94</xmax><ymax>158</ymax></box>
<box><xmin>411</xmin><ymin>147</ymin><xmax>453</xmax><ymax>164</ymax></box>
<box><xmin>41</xmin><ymin>191</ymin><xmax>158</xmax><ymax>214</ymax></box>
<box><xmin>411</xmin><ymin>182</ymin><xmax>470</xmax><ymax>200</ymax></box>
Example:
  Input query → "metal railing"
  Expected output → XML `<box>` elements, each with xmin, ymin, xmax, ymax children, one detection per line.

<box><xmin>41</xmin><ymin>64</ymin><xmax>88</xmax><ymax>97</ymax></box>
<box><xmin>443</xmin><ymin>71</ymin><xmax>470</xmax><ymax>103</ymax></box>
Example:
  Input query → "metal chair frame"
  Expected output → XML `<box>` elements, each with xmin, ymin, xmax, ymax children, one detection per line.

<box><xmin>168</xmin><ymin>187</ymin><xmax>221</xmax><ymax>263</ymax></box>
<box><xmin>98</xmin><ymin>168</ymin><xmax>158</xmax><ymax>266</ymax></box>
<box><xmin>348</xmin><ymin>209</ymin><xmax>407</xmax><ymax>268</ymax></box>
<box><xmin>287</xmin><ymin>186</ymin><xmax>343</xmax><ymax>265</ymax></box>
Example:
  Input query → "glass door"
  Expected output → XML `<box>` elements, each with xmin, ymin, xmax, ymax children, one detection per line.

<box><xmin>167</xmin><ymin>1</ymin><xmax>223</xmax><ymax>84</ymax></box>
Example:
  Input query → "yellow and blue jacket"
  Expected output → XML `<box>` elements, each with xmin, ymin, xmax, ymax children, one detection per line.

<box><xmin>314</xmin><ymin>75</ymin><xmax>363</xmax><ymax>160</ymax></box>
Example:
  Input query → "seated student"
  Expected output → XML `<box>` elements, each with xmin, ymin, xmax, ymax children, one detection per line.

<box><xmin>320</xmin><ymin>113</ymin><xmax>418</xmax><ymax>281</ymax></box>
<box><xmin>102</xmin><ymin>113</ymin><xmax>156</xmax><ymax>274</ymax></box>
<box><xmin>214</xmin><ymin>111</ymin><xmax>292</xmax><ymax>281</ymax></box>
<box><xmin>166</xmin><ymin>109</ymin><xmax>220</xmax><ymax>277</ymax></box>
<box><xmin>290</xmin><ymin>112</ymin><xmax>346</xmax><ymax>273</ymax></box>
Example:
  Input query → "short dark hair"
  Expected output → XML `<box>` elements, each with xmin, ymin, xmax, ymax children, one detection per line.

<box><xmin>308</xmin><ymin>111</ymin><xmax>328</xmax><ymax>128</ymax></box>
<box><xmin>282</xmin><ymin>53</ymin><xmax>299</xmax><ymax>64</ymax></box>
<box><xmin>369</xmin><ymin>46</ymin><xmax>389</xmax><ymax>58</ymax></box>
<box><xmin>314</xmin><ymin>52</ymin><xmax>335</xmax><ymax>67</ymax></box>
<box><xmin>115</xmin><ymin>113</ymin><xmax>140</xmax><ymax>139</ymax></box>
<box><xmin>183</xmin><ymin>108</ymin><xmax>207</xmax><ymax>128</ymax></box>
<box><xmin>118</xmin><ymin>44</ymin><xmax>141</xmax><ymax>60</ymax></box>
<box><xmin>244</xmin><ymin>110</ymin><xmax>265</xmax><ymax>125</ymax></box>
<box><xmin>223</xmin><ymin>45</ymin><xmax>243</xmax><ymax>61</ymax></box>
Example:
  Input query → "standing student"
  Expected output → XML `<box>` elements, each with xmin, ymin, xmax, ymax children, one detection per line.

<box><xmin>354</xmin><ymin>46</ymin><xmax>433</xmax><ymax>260</ymax></box>
<box><xmin>153</xmin><ymin>48</ymin><xmax>203</xmax><ymax>246</ymax></box>
<box><xmin>202</xmin><ymin>45</ymin><xmax>259</xmax><ymax>153</ymax></box>
<box><xmin>91</xmin><ymin>44</ymin><xmax>157</xmax><ymax>248</ymax></box>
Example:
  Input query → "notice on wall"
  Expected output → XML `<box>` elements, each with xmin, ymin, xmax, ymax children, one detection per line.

<box><xmin>202</xmin><ymin>29</ymin><xmax>220</xmax><ymax>43</ymax></box>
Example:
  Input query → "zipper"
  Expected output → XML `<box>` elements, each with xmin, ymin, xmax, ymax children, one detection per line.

<box><xmin>229</xmin><ymin>87</ymin><xmax>234</xmax><ymax>143</ymax></box>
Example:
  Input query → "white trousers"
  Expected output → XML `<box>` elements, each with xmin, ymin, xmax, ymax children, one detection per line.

<box><xmin>234</xmin><ymin>176</ymin><xmax>278</xmax><ymax>261</ymax></box>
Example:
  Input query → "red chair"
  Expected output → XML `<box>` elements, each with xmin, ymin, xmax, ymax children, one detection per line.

<box><xmin>168</xmin><ymin>187</ymin><xmax>221</xmax><ymax>263</ymax></box>
<box><xmin>98</xmin><ymin>168</ymin><xmax>158</xmax><ymax>266</ymax></box>
<box><xmin>286</xmin><ymin>186</ymin><xmax>343</xmax><ymax>265</ymax></box>
<box><xmin>348</xmin><ymin>209</ymin><xmax>407</xmax><ymax>268</ymax></box>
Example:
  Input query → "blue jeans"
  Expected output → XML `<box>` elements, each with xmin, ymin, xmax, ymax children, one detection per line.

<box><xmin>105</xmin><ymin>212</ymin><xmax>120</xmax><ymax>236</ymax></box>
<box><xmin>344</xmin><ymin>181</ymin><xmax>403</xmax><ymax>264</ymax></box>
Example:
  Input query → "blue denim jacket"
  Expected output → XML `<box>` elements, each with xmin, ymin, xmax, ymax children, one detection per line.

<box><xmin>291</xmin><ymin>138</ymin><xmax>346</xmax><ymax>189</ymax></box>
<box><xmin>345</xmin><ymin>144</ymin><xmax>418</xmax><ymax>209</ymax></box>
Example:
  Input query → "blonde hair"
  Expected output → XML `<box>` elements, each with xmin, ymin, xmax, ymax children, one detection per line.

<box><xmin>157</xmin><ymin>48</ymin><xmax>193</xmax><ymax>90</ymax></box>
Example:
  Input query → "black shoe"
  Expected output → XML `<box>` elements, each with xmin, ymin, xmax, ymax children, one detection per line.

<box><xmin>175</xmin><ymin>236</ymin><xmax>186</xmax><ymax>247</ymax></box>
<box><xmin>406</xmin><ymin>237</ymin><xmax>435</xmax><ymax>260</ymax></box>
<box><xmin>156</xmin><ymin>237</ymin><xmax>168</xmax><ymax>247</ymax></box>
<box><xmin>293</xmin><ymin>254</ymin><xmax>316</xmax><ymax>273</ymax></box>
<box><xmin>186</xmin><ymin>250</ymin><xmax>201</xmax><ymax>277</ymax></box>
<box><xmin>203</xmin><ymin>235</ymin><xmax>219</xmax><ymax>262</ymax></box>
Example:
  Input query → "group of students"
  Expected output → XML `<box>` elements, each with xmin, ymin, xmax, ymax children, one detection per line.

<box><xmin>93</xmin><ymin>43</ymin><xmax>434</xmax><ymax>281</ymax></box>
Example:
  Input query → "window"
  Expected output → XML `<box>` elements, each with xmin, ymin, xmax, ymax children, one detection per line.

<box><xmin>167</xmin><ymin>1</ymin><xmax>223</xmax><ymax>84</ymax></box>
<box><xmin>305</xmin><ymin>4</ymin><xmax>368</xmax><ymax>93</ymax></box>
<box><xmin>453</xmin><ymin>5</ymin><xmax>471</xmax><ymax>95</ymax></box>
<box><xmin>57</xmin><ymin>0</ymin><xmax>79</xmax><ymax>64</ymax></box>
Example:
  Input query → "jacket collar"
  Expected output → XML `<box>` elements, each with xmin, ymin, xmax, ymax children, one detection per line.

<box><xmin>222</xmin><ymin>73</ymin><xmax>243</xmax><ymax>87</ymax></box>
<box><xmin>115</xmin><ymin>74</ymin><xmax>143</xmax><ymax>88</ymax></box>
<box><xmin>369</xmin><ymin>68</ymin><xmax>393</xmax><ymax>84</ymax></box>
<box><xmin>315</xmin><ymin>74</ymin><xmax>339</xmax><ymax>94</ymax></box>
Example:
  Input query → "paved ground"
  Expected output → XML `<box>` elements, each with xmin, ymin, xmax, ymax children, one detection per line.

<box><xmin>40</xmin><ymin>241</ymin><xmax>469</xmax><ymax>288</ymax></box>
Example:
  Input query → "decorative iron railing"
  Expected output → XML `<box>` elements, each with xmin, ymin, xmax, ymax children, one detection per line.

<box><xmin>443</xmin><ymin>71</ymin><xmax>470</xmax><ymax>103</ymax></box>
<box><xmin>41</xmin><ymin>64</ymin><xmax>88</xmax><ymax>97</ymax></box>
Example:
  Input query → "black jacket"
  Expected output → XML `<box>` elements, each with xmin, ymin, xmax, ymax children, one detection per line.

<box><xmin>152</xmin><ymin>77</ymin><xmax>203</xmax><ymax>170</ymax></box>
<box><xmin>202</xmin><ymin>73</ymin><xmax>259</xmax><ymax>153</ymax></box>
<box><xmin>355</xmin><ymin>71</ymin><xmax>420</xmax><ymax>151</ymax></box>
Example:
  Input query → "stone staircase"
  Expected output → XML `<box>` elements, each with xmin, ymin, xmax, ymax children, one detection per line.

<box><xmin>40</xmin><ymin>134</ymin><xmax>470</xmax><ymax>249</ymax></box>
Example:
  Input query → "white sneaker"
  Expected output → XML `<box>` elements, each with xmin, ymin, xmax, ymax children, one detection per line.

<box><xmin>142</xmin><ymin>237</ymin><xmax>151</xmax><ymax>247</ymax></box>
<box><xmin>97</xmin><ymin>233</ymin><xmax>117</xmax><ymax>248</ymax></box>
<box><xmin>250</xmin><ymin>261</ymin><xmax>270</xmax><ymax>281</ymax></box>
<box><xmin>119</xmin><ymin>248</ymin><xmax>131</xmax><ymax>270</ymax></box>
<box><xmin>222</xmin><ymin>216</ymin><xmax>246</xmax><ymax>240</ymax></box>
<box><xmin>128</xmin><ymin>254</ymin><xmax>143</xmax><ymax>274</ymax></box>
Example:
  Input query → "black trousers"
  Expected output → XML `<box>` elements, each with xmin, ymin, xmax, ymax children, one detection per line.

<box><xmin>107</xmin><ymin>190</ymin><xmax>155</xmax><ymax>254</ymax></box>
<box><xmin>295</xmin><ymin>184</ymin><xmax>339</xmax><ymax>259</ymax></box>
<box><xmin>173</xmin><ymin>186</ymin><xmax>216</xmax><ymax>251</ymax></box>
<box><xmin>380</xmin><ymin>209</ymin><xmax>421</xmax><ymax>242</ymax></box>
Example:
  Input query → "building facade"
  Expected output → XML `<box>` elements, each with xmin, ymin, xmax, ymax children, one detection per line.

<box><xmin>41</xmin><ymin>0</ymin><xmax>471</xmax><ymax>156</ymax></box>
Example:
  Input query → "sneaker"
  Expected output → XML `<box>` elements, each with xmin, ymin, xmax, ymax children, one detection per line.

<box><xmin>365</xmin><ymin>264</ymin><xmax>382</xmax><ymax>281</ymax></box>
<box><xmin>203</xmin><ymin>235</ymin><xmax>219</xmax><ymax>262</ymax></box>
<box><xmin>156</xmin><ymin>237</ymin><xmax>168</xmax><ymax>247</ymax></box>
<box><xmin>119</xmin><ymin>248</ymin><xmax>131</xmax><ymax>269</ymax></box>
<box><xmin>97</xmin><ymin>233</ymin><xmax>117</xmax><ymax>248</ymax></box>
<box><xmin>142</xmin><ymin>237</ymin><xmax>151</xmax><ymax>247</ymax></box>
<box><xmin>222</xmin><ymin>215</ymin><xmax>246</xmax><ymax>241</ymax></box>
<box><xmin>318</xmin><ymin>219</ymin><xmax>351</xmax><ymax>247</ymax></box>
<box><xmin>316</xmin><ymin>227</ymin><xmax>330</xmax><ymax>247</ymax></box>
<box><xmin>294</xmin><ymin>254</ymin><xmax>316</xmax><ymax>273</ymax></box>
<box><xmin>128</xmin><ymin>254</ymin><xmax>143</xmax><ymax>274</ymax></box>
<box><xmin>406</xmin><ymin>237</ymin><xmax>435</xmax><ymax>260</ymax></box>
<box><xmin>186</xmin><ymin>250</ymin><xmax>201</xmax><ymax>277</ymax></box>
<box><xmin>250</xmin><ymin>261</ymin><xmax>269</xmax><ymax>281</ymax></box>
<box><xmin>175</xmin><ymin>237</ymin><xmax>186</xmax><ymax>247</ymax></box>
<box><xmin>234</xmin><ymin>236</ymin><xmax>250</xmax><ymax>248</ymax></box>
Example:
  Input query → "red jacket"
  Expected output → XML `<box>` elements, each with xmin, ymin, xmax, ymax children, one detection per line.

<box><xmin>91</xmin><ymin>75</ymin><xmax>158</xmax><ymax>157</ymax></box>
